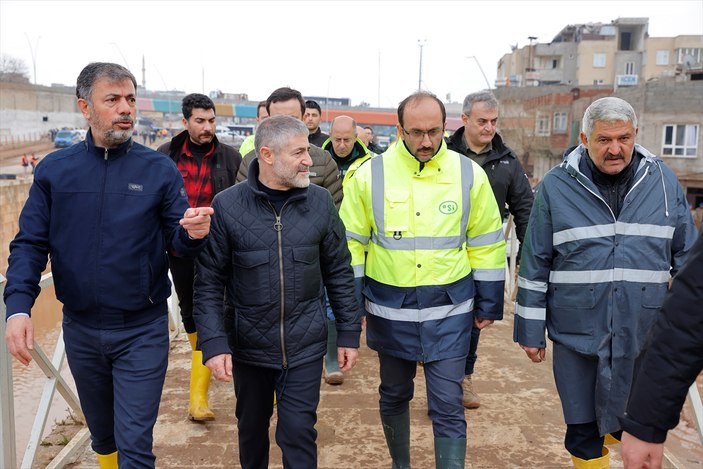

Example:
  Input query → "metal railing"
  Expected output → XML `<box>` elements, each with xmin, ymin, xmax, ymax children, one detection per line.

<box><xmin>0</xmin><ymin>273</ymin><xmax>181</xmax><ymax>469</ymax></box>
<box><xmin>504</xmin><ymin>216</ymin><xmax>518</xmax><ymax>300</ymax></box>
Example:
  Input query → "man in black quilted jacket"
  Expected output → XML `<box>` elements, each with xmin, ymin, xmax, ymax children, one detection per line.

<box><xmin>193</xmin><ymin>115</ymin><xmax>362</xmax><ymax>469</ymax></box>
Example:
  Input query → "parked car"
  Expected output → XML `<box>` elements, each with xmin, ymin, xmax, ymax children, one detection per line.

<box><xmin>215</xmin><ymin>129</ymin><xmax>245</xmax><ymax>150</ymax></box>
<box><xmin>54</xmin><ymin>130</ymin><xmax>82</xmax><ymax>148</ymax></box>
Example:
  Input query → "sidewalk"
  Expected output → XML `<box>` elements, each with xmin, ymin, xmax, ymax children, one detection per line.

<box><xmin>39</xmin><ymin>304</ymin><xmax>698</xmax><ymax>468</ymax></box>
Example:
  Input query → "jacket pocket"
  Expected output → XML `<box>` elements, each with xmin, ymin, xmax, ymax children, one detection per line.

<box><xmin>641</xmin><ymin>284</ymin><xmax>667</xmax><ymax>309</ymax></box>
<box><xmin>232</xmin><ymin>250</ymin><xmax>271</xmax><ymax>306</ymax></box>
<box><xmin>293</xmin><ymin>245</ymin><xmax>322</xmax><ymax>301</ymax></box>
<box><xmin>384</xmin><ymin>189</ymin><xmax>410</xmax><ymax>233</ymax></box>
<box><xmin>549</xmin><ymin>285</ymin><xmax>596</xmax><ymax>335</ymax></box>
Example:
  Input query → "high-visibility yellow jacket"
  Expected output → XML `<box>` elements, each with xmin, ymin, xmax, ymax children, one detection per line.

<box><xmin>321</xmin><ymin>137</ymin><xmax>374</xmax><ymax>188</ymax></box>
<box><xmin>339</xmin><ymin>139</ymin><xmax>506</xmax><ymax>362</ymax></box>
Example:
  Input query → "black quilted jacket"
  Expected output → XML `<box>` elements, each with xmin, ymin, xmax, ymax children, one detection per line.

<box><xmin>193</xmin><ymin>159</ymin><xmax>362</xmax><ymax>369</ymax></box>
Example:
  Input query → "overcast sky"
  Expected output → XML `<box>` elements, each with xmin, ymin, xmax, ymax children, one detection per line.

<box><xmin>1</xmin><ymin>0</ymin><xmax>702</xmax><ymax>108</ymax></box>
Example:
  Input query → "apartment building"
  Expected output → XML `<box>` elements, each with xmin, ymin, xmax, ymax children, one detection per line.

<box><xmin>496</xmin><ymin>17</ymin><xmax>703</xmax><ymax>88</ymax></box>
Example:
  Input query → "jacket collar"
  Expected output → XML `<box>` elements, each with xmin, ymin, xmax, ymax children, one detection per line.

<box><xmin>447</xmin><ymin>127</ymin><xmax>512</xmax><ymax>162</ymax></box>
<box><xmin>170</xmin><ymin>130</ymin><xmax>220</xmax><ymax>156</ymax></box>
<box><xmin>85</xmin><ymin>128</ymin><xmax>133</xmax><ymax>159</ymax></box>
<box><xmin>562</xmin><ymin>143</ymin><xmax>657</xmax><ymax>188</ymax></box>
<box><xmin>395</xmin><ymin>137</ymin><xmax>448</xmax><ymax>172</ymax></box>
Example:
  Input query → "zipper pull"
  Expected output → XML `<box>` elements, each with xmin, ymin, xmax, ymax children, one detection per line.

<box><xmin>104</xmin><ymin>148</ymin><xmax>108</xmax><ymax>161</ymax></box>
<box><xmin>274</xmin><ymin>217</ymin><xmax>283</xmax><ymax>232</ymax></box>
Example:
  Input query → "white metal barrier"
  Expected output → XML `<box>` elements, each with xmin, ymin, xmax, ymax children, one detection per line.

<box><xmin>504</xmin><ymin>216</ymin><xmax>518</xmax><ymax>300</ymax></box>
<box><xmin>0</xmin><ymin>272</ymin><xmax>181</xmax><ymax>469</ymax></box>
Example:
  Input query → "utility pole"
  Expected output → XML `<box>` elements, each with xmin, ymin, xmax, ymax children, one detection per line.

<box><xmin>418</xmin><ymin>39</ymin><xmax>426</xmax><ymax>91</ymax></box>
<box><xmin>142</xmin><ymin>55</ymin><xmax>146</xmax><ymax>90</ymax></box>
<box><xmin>527</xmin><ymin>36</ymin><xmax>538</xmax><ymax>86</ymax></box>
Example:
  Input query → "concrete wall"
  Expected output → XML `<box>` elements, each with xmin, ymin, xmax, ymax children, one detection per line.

<box><xmin>0</xmin><ymin>178</ymin><xmax>31</xmax><ymax>275</ymax></box>
<box><xmin>0</xmin><ymin>82</ymin><xmax>84</xmax><ymax>137</ymax></box>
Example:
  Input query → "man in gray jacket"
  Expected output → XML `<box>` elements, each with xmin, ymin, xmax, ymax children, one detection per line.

<box><xmin>236</xmin><ymin>87</ymin><xmax>342</xmax><ymax>208</ymax></box>
<box><xmin>514</xmin><ymin>97</ymin><xmax>697</xmax><ymax>468</ymax></box>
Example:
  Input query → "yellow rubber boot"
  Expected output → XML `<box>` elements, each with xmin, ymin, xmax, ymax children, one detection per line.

<box><xmin>571</xmin><ymin>447</ymin><xmax>609</xmax><ymax>469</ymax></box>
<box><xmin>96</xmin><ymin>451</ymin><xmax>118</xmax><ymax>469</ymax></box>
<box><xmin>187</xmin><ymin>332</ymin><xmax>215</xmax><ymax>421</ymax></box>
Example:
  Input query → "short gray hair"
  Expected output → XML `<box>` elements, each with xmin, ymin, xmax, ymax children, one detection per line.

<box><xmin>76</xmin><ymin>62</ymin><xmax>137</xmax><ymax>103</ymax></box>
<box><xmin>582</xmin><ymin>97</ymin><xmax>637</xmax><ymax>137</ymax></box>
<box><xmin>255</xmin><ymin>115</ymin><xmax>309</xmax><ymax>156</ymax></box>
<box><xmin>462</xmin><ymin>91</ymin><xmax>498</xmax><ymax>115</ymax></box>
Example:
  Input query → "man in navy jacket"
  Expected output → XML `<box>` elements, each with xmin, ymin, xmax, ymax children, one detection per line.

<box><xmin>4</xmin><ymin>62</ymin><xmax>213</xmax><ymax>469</ymax></box>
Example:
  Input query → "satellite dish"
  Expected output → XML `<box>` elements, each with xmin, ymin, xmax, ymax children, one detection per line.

<box><xmin>682</xmin><ymin>54</ymin><xmax>695</xmax><ymax>70</ymax></box>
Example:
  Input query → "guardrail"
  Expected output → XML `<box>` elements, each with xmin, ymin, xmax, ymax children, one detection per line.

<box><xmin>0</xmin><ymin>273</ymin><xmax>180</xmax><ymax>469</ymax></box>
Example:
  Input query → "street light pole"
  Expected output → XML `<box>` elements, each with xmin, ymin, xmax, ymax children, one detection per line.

<box><xmin>467</xmin><ymin>56</ymin><xmax>491</xmax><ymax>90</ymax></box>
<box><xmin>418</xmin><ymin>39</ymin><xmax>426</xmax><ymax>91</ymax></box>
<box><xmin>24</xmin><ymin>33</ymin><xmax>40</xmax><ymax>85</ymax></box>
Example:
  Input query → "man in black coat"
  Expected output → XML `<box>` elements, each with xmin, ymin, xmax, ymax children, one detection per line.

<box><xmin>446</xmin><ymin>90</ymin><xmax>534</xmax><ymax>409</ymax></box>
<box><xmin>193</xmin><ymin>115</ymin><xmax>362</xmax><ymax>469</ymax></box>
<box><xmin>156</xmin><ymin>93</ymin><xmax>241</xmax><ymax>421</ymax></box>
<box><xmin>620</xmin><ymin>230</ymin><xmax>703</xmax><ymax>468</ymax></box>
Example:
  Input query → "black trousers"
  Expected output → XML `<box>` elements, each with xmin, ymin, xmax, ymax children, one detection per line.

<box><xmin>233</xmin><ymin>359</ymin><xmax>323</xmax><ymax>469</ymax></box>
<box><xmin>167</xmin><ymin>254</ymin><xmax>196</xmax><ymax>334</ymax></box>
<box><xmin>565</xmin><ymin>422</ymin><xmax>622</xmax><ymax>459</ymax></box>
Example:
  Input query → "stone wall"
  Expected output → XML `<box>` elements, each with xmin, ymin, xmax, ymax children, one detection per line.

<box><xmin>0</xmin><ymin>178</ymin><xmax>31</xmax><ymax>275</ymax></box>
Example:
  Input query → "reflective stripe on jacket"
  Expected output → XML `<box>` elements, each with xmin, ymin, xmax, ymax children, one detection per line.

<box><xmin>340</xmin><ymin>139</ymin><xmax>505</xmax><ymax>362</ymax></box>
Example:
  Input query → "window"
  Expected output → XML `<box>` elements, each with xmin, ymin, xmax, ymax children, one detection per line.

<box><xmin>662</xmin><ymin>124</ymin><xmax>699</xmax><ymax>157</ymax></box>
<box><xmin>593</xmin><ymin>53</ymin><xmax>606</xmax><ymax>68</ymax></box>
<box><xmin>536</xmin><ymin>114</ymin><xmax>550</xmax><ymax>136</ymax></box>
<box><xmin>677</xmin><ymin>47</ymin><xmax>702</xmax><ymax>64</ymax></box>
<box><xmin>553</xmin><ymin>112</ymin><xmax>568</xmax><ymax>133</ymax></box>
<box><xmin>620</xmin><ymin>32</ymin><xmax>632</xmax><ymax>51</ymax></box>
<box><xmin>624</xmin><ymin>62</ymin><xmax>635</xmax><ymax>75</ymax></box>
<box><xmin>656</xmin><ymin>50</ymin><xmax>669</xmax><ymax>65</ymax></box>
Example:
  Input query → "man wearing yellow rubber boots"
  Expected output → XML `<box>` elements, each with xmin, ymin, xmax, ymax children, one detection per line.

<box><xmin>4</xmin><ymin>62</ymin><xmax>214</xmax><ymax>468</ymax></box>
<box><xmin>157</xmin><ymin>93</ymin><xmax>241</xmax><ymax>420</ymax></box>
<box><xmin>515</xmin><ymin>97</ymin><xmax>697</xmax><ymax>468</ymax></box>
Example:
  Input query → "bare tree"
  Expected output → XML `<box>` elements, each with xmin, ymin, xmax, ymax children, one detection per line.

<box><xmin>0</xmin><ymin>54</ymin><xmax>30</xmax><ymax>83</ymax></box>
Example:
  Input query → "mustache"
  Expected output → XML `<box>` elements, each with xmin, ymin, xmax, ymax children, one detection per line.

<box><xmin>418</xmin><ymin>146</ymin><xmax>434</xmax><ymax>152</ymax></box>
<box><xmin>112</xmin><ymin>116</ymin><xmax>134</xmax><ymax>125</ymax></box>
<box><xmin>604</xmin><ymin>153</ymin><xmax>624</xmax><ymax>160</ymax></box>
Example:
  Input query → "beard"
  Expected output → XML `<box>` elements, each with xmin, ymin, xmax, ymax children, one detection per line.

<box><xmin>272</xmin><ymin>157</ymin><xmax>310</xmax><ymax>189</ymax></box>
<box><xmin>89</xmin><ymin>105</ymin><xmax>134</xmax><ymax>147</ymax></box>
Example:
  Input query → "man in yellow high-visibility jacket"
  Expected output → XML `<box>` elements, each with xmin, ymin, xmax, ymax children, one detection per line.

<box><xmin>340</xmin><ymin>92</ymin><xmax>506</xmax><ymax>469</ymax></box>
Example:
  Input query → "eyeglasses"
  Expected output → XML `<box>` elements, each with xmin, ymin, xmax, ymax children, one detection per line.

<box><xmin>402</xmin><ymin>127</ymin><xmax>444</xmax><ymax>139</ymax></box>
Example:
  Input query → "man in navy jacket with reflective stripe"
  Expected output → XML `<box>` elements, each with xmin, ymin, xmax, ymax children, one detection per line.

<box><xmin>514</xmin><ymin>97</ymin><xmax>697</xmax><ymax>468</ymax></box>
<box><xmin>4</xmin><ymin>62</ymin><xmax>213</xmax><ymax>469</ymax></box>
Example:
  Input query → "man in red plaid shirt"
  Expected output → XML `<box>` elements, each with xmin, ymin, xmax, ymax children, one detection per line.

<box><xmin>157</xmin><ymin>93</ymin><xmax>241</xmax><ymax>421</ymax></box>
